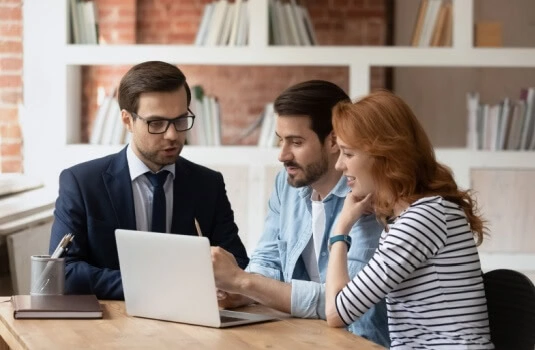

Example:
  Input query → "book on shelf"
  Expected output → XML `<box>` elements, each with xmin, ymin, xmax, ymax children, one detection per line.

<box><xmin>257</xmin><ymin>103</ymin><xmax>278</xmax><ymax>147</ymax></box>
<box><xmin>269</xmin><ymin>0</ymin><xmax>317</xmax><ymax>46</ymax></box>
<box><xmin>195</xmin><ymin>0</ymin><xmax>249</xmax><ymax>46</ymax></box>
<box><xmin>467</xmin><ymin>87</ymin><xmax>535</xmax><ymax>151</ymax></box>
<box><xmin>69</xmin><ymin>0</ymin><xmax>99</xmax><ymax>44</ymax></box>
<box><xmin>411</xmin><ymin>0</ymin><xmax>428</xmax><ymax>46</ymax></box>
<box><xmin>186</xmin><ymin>85</ymin><xmax>222</xmax><ymax>146</ymax></box>
<box><xmin>12</xmin><ymin>294</ymin><xmax>102</xmax><ymax>319</ymax></box>
<box><xmin>496</xmin><ymin>98</ymin><xmax>511</xmax><ymax>151</ymax></box>
<box><xmin>284</xmin><ymin>3</ymin><xmax>300</xmax><ymax>45</ymax></box>
<box><xmin>89</xmin><ymin>89</ymin><xmax>114</xmax><ymax>145</ymax></box>
<box><xmin>231</xmin><ymin>110</ymin><xmax>266</xmax><ymax>144</ymax></box>
<box><xmin>194</xmin><ymin>3</ymin><xmax>215</xmax><ymax>46</ymax></box>
<box><xmin>411</xmin><ymin>0</ymin><xmax>451</xmax><ymax>47</ymax></box>
<box><xmin>429</xmin><ymin>2</ymin><xmax>449</xmax><ymax>46</ymax></box>
<box><xmin>466</xmin><ymin>92</ymin><xmax>479</xmax><ymax>150</ymax></box>
<box><xmin>228</xmin><ymin>0</ymin><xmax>243</xmax><ymax>46</ymax></box>
<box><xmin>89</xmin><ymin>89</ymin><xmax>129</xmax><ymax>145</ymax></box>
<box><xmin>506</xmin><ymin>101</ymin><xmax>525</xmax><ymax>150</ymax></box>
<box><xmin>291</xmin><ymin>0</ymin><xmax>312</xmax><ymax>45</ymax></box>
<box><xmin>219</xmin><ymin>2</ymin><xmax>235</xmax><ymax>45</ymax></box>
<box><xmin>475</xmin><ymin>21</ymin><xmax>503</xmax><ymax>47</ymax></box>
<box><xmin>235</xmin><ymin>1</ymin><xmax>249</xmax><ymax>46</ymax></box>
<box><xmin>520</xmin><ymin>88</ymin><xmax>535</xmax><ymax>150</ymax></box>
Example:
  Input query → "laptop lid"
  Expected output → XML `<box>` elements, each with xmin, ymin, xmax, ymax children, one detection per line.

<box><xmin>115</xmin><ymin>229</ymin><xmax>276</xmax><ymax>328</ymax></box>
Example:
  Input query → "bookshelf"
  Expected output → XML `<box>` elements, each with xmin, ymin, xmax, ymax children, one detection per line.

<box><xmin>23</xmin><ymin>0</ymin><xmax>535</xmax><ymax>270</ymax></box>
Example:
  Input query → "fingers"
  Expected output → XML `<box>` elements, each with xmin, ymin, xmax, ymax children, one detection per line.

<box><xmin>217</xmin><ymin>290</ymin><xmax>228</xmax><ymax>300</ymax></box>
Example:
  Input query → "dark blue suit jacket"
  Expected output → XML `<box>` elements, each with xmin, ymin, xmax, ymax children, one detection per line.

<box><xmin>49</xmin><ymin>147</ymin><xmax>249</xmax><ymax>300</ymax></box>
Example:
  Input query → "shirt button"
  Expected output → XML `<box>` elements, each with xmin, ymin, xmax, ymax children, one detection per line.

<box><xmin>321</xmin><ymin>252</ymin><xmax>326</xmax><ymax>257</ymax></box>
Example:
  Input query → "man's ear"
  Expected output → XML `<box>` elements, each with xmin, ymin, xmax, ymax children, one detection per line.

<box><xmin>121</xmin><ymin>109</ymin><xmax>133</xmax><ymax>132</ymax></box>
<box><xmin>327</xmin><ymin>131</ymin><xmax>339</xmax><ymax>153</ymax></box>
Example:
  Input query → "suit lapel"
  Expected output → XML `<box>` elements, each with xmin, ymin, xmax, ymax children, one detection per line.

<box><xmin>171</xmin><ymin>158</ymin><xmax>196</xmax><ymax>235</ymax></box>
<box><xmin>103</xmin><ymin>147</ymin><xmax>137</xmax><ymax>230</ymax></box>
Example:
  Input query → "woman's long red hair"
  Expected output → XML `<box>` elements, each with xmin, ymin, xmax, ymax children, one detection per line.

<box><xmin>333</xmin><ymin>90</ymin><xmax>487</xmax><ymax>245</ymax></box>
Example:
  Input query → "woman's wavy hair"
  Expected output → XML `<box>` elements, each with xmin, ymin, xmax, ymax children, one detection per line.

<box><xmin>332</xmin><ymin>90</ymin><xmax>487</xmax><ymax>245</ymax></box>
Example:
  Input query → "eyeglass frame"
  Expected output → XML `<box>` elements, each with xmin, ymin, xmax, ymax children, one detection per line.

<box><xmin>128</xmin><ymin>109</ymin><xmax>196</xmax><ymax>134</ymax></box>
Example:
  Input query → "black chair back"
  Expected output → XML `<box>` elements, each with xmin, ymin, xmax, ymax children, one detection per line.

<box><xmin>483</xmin><ymin>269</ymin><xmax>535</xmax><ymax>350</ymax></box>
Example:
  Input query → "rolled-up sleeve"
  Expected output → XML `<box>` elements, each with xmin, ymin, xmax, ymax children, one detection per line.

<box><xmin>290</xmin><ymin>279</ymin><xmax>325</xmax><ymax>319</ymax></box>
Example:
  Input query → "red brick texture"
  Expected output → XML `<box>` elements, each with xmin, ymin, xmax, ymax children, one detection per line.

<box><xmin>0</xmin><ymin>0</ymin><xmax>23</xmax><ymax>172</ymax></box>
<box><xmin>82</xmin><ymin>0</ymin><xmax>388</xmax><ymax>145</ymax></box>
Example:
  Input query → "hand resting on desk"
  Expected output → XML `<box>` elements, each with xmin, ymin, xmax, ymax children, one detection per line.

<box><xmin>217</xmin><ymin>291</ymin><xmax>255</xmax><ymax>309</ymax></box>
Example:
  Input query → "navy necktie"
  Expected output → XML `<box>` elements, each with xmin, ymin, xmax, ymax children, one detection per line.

<box><xmin>145</xmin><ymin>170</ymin><xmax>169</xmax><ymax>233</ymax></box>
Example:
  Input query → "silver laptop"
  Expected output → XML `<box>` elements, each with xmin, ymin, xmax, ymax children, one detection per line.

<box><xmin>115</xmin><ymin>229</ymin><xmax>278</xmax><ymax>328</ymax></box>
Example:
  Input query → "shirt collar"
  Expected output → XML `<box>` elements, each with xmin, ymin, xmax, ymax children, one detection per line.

<box><xmin>126</xmin><ymin>144</ymin><xmax>176</xmax><ymax>181</ymax></box>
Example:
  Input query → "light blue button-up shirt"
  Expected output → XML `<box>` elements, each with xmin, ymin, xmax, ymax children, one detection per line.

<box><xmin>247</xmin><ymin>169</ymin><xmax>390</xmax><ymax>348</ymax></box>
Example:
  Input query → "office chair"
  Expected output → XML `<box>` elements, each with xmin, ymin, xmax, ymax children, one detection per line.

<box><xmin>483</xmin><ymin>269</ymin><xmax>535</xmax><ymax>350</ymax></box>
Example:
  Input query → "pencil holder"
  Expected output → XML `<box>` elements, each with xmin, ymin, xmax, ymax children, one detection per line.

<box><xmin>30</xmin><ymin>255</ymin><xmax>65</xmax><ymax>295</ymax></box>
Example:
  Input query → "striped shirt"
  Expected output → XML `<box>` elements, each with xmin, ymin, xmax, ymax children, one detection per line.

<box><xmin>336</xmin><ymin>196</ymin><xmax>494</xmax><ymax>349</ymax></box>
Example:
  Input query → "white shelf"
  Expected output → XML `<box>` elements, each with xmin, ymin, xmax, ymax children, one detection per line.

<box><xmin>63</xmin><ymin>45</ymin><xmax>535</xmax><ymax>68</ymax></box>
<box><xmin>57</xmin><ymin>145</ymin><xmax>535</xmax><ymax>190</ymax></box>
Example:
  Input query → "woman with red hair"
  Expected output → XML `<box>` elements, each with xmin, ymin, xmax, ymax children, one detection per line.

<box><xmin>325</xmin><ymin>90</ymin><xmax>494</xmax><ymax>349</ymax></box>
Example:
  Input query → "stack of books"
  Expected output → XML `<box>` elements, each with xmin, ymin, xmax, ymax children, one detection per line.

<box><xmin>194</xmin><ymin>0</ymin><xmax>249</xmax><ymax>46</ymax></box>
<box><xmin>467</xmin><ymin>87</ymin><xmax>535</xmax><ymax>151</ymax></box>
<box><xmin>411</xmin><ymin>0</ymin><xmax>452</xmax><ymax>47</ymax></box>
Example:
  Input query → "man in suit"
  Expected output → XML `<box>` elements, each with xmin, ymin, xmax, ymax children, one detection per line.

<box><xmin>211</xmin><ymin>81</ymin><xmax>390</xmax><ymax>347</ymax></box>
<box><xmin>49</xmin><ymin>61</ymin><xmax>249</xmax><ymax>300</ymax></box>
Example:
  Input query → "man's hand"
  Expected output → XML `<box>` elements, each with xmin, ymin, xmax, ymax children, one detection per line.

<box><xmin>211</xmin><ymin>246</ymin><xmax>246</xmax><ymax>294</ymax></box>
<box><xmin>217</xmin><ymin>291</ymin><xmax>255</xmax><ymax>309</ymax></box>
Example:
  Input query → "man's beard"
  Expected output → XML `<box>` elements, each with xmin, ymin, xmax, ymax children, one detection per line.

<box><xmin>138</xmin><ymin>144</ymin><xmax>182</xmax><ymax>168</ymax></box>
<box><xmin>285</xmin><ymin>155</ymin><xmax>329</xmax><ymax>188</ymax></box>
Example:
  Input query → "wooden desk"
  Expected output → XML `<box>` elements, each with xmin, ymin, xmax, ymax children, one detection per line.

<box><xmin>0</xmin><ymin>299</ymin><xmax>384</xmax><ymax>349</ymax></box>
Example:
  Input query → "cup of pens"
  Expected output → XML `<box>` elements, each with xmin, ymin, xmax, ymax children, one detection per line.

<box><xmin>30</xmin><ymin>255</ymin><xmax>65</xmax><ymax>295</ymax></box>
<box><xmin>30</xmin><ymin>233</ymin><xmax>74</xmax><ymax>296</ymax></box>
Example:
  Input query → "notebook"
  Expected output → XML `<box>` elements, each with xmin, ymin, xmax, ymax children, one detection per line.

<box><xmin>115</xmin><ymin>229</ymin><xmax>278</xmax><ymax>328</ymax></box>
<box><xmin>12</xmin><ymin>294</ymin><xmax>102</xmax><ymax>319</ymax></box>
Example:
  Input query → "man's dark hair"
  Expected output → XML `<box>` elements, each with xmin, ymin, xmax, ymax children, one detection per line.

<box><xmin>274</xmin><ymin>80</ymin><xmax>350</xmax><ymax>143</ymax></box>
<box><xmin>118</xmin><ymin>61</ymin><xmax>191</xmax><ymax>113</ymax></box>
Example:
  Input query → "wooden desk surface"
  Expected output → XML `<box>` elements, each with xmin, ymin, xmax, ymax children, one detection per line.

<box><xmin>0</xmin><ymin>298</ymin><xmax>384</xmax><ymax>350</ymax></box>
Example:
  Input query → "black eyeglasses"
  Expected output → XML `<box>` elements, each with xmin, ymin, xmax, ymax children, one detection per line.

<box><xmin>129</xmin><ymin>109</ymin><xmax>195</xmax><ymax>134</ymax></box>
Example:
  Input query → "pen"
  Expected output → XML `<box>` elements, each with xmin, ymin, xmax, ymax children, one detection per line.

<box><xmin>34</xmin><ymin>233</ymin><xmax>75</xmax><ymax>294</ymax></box>
<box><xmin>51</xmin><ymin>233</ymin><xmax>75</xmax><ymax>259</ymax></box>
<box><xmin>194</xmin><ymin>218</ymin><xmax>203</xmax><ymax>237</ymax></box>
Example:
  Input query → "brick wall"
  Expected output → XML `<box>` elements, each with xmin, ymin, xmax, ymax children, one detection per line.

<box><xmin>0</xmin><ymin>0</ymin><xmax>23</xmax><ymax>172</ymax></box>
<box><xmin>82</xmin><ymin>0</ymin><xmax>388</xmax><ymax>145</ymax></box>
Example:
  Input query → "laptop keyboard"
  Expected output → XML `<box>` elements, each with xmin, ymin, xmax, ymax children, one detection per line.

<box><xmin>220</xmin><ymin>315</ymin><xmax>247</xmax><ymax>323</ymax></box>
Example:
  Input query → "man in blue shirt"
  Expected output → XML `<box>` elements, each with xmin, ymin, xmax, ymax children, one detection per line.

<box><xmin>212</xmin><ymin>80</ymin><xmax>389</xmax><ymax>347</ymax></box>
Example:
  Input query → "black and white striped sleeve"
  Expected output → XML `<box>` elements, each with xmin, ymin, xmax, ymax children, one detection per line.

<box><xmin>335</xmin><ymin>200</ymin><xmax>448</xmax><ymax>325</ymax></box>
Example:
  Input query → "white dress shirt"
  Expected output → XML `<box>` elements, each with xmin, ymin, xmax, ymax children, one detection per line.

<box><xmin>126</xmin><ymin>145</ymin><xmax>175</xmax><ymax>232</ymax></box>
